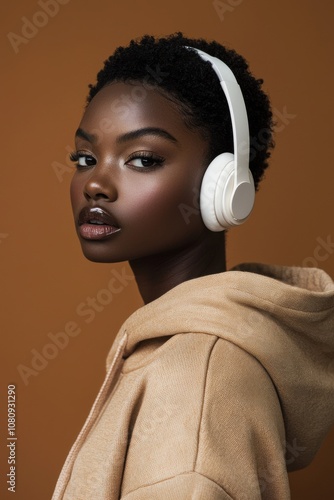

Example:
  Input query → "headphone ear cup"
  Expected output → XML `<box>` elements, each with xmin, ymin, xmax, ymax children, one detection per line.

<box><xmin>200</xmin><ymin>153</ymin><xmax>235</xmax><ymax>232</ymax></box>
<box><xmin>220</xmin><ymin>166</ymin><xmax>255</xmax><ymax>227</ymax></box>
<box><xmin>200</xmin><ymin>153</ymin><xmax>255</xmax><ymax>231</ymax></box>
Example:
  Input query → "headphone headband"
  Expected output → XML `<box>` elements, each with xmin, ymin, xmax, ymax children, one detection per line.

<box><xmin>185</xmin><ymin>47</ymin><xmax>250</xmax><ymax>186</ymax></box>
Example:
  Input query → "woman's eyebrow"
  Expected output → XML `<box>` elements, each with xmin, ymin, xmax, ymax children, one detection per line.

<box><xmin>75</xmin><ymin>128</ymin><xmax>96</xmax><ymax>143</ymax></box>
<box><xmin>116</xmin><ymin>127</ymin><xmax>178</xmax><ymax>144</ymax></box>
<box><xmin>75</xmin><ymin>126</ymin><xmax>179</xmax><ymax>146</ymax></box>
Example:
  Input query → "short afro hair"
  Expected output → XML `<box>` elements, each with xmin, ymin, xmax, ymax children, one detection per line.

<box><xmin>87</xmin><ymin>32</ymin><xmax>274</xmax><ymax>190</ymax></box>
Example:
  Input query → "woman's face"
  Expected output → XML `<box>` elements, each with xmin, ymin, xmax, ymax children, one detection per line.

<box><xmin>70</xmin><ymin>81</ymin><xmax>210</xmax><ymax>263</ymax></box>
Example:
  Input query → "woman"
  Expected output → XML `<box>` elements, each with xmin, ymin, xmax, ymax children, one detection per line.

<box><xmin>52</xmin><ymin>33</ymin><xmax>334</xmax><ymax>499</ymax></box>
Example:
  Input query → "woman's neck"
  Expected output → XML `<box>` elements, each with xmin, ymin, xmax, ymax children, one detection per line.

<box><xmin>129</xmin><ymin>232</ymin><xmax>226</xmax><ymax>304</ymax></box>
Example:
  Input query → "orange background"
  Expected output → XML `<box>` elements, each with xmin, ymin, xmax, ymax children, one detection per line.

<box><xmin>1</xmin><ymin>0</ymin><xmax>334</xmax><ymax>498</ymax></box>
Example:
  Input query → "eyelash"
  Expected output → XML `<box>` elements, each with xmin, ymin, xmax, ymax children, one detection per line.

<box><xmin>69</xmin><ymin>151</ymin><xmax>165</xmax><ymax>171</ymax></box>
<box><xmin>126</xmin><ymin>151</ymin><xmax>165</xmax><ymax>171</ymax></box>
<box><xmin>69</xmin><ymin>151</ymin><xmax>96</xmax><ymax>168</ymax></box>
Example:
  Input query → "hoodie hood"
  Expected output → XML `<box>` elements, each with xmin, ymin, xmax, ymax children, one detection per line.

<box><xmin>107</xmin><ymin>262</ymin><xmax>334</xmax><ymax>470</ymax></box>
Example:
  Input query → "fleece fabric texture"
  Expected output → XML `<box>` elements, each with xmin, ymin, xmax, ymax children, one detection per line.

<box><xmin>52</xmin><ymin>263</ymin><xmax>334</xmax><ymax>500</ymax></box>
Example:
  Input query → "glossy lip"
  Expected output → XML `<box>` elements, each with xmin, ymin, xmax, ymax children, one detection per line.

<box><xmin>78</xmin><ymin>206</ymin><xmax>121</xmax><ymax>240</ymax></box>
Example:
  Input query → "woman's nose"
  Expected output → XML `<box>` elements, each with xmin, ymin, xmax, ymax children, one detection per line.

<box><xmin>83</xmin><ymin>169</ymin><xmax>118</xmax><ymax>202</ymax></box>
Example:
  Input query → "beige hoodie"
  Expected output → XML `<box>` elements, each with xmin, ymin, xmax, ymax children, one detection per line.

<box><xmin>52</xmin><ymin>263</ymin><xmax>334</xmax><ymax>500</ymax></box>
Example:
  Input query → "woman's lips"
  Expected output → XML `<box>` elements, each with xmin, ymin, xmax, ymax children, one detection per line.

<box><xmin>78</xmin><ymin>206</ymin><xmax>121</xmax><ymax>241</ymax></box>
<box><xmin>79</xmin><ymin>224</ymin><xmax>121</xmax><ymax>240</ymax></box>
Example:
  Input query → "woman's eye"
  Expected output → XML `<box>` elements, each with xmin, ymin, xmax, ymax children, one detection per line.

<box><xmin>126</xmin><ymin>154</ymin><xmax>164</xmax><ymax>169</ymax></box>
<box><xmin>69</xmin><ymin>152</ymin><xmax>96</xmax><ymax>167</ymax></box>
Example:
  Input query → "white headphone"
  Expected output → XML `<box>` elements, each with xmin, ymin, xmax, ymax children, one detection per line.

<box><xmin>186</xmin><ymin>47</ymin><xmax>255</xmax><ymax>232</ymax></box>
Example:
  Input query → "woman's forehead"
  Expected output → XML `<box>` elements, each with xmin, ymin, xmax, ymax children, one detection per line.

<box><xmin>78</xmin><ymin>81</ymin><xmax>204</xmax><ymax>146</ymax></box>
